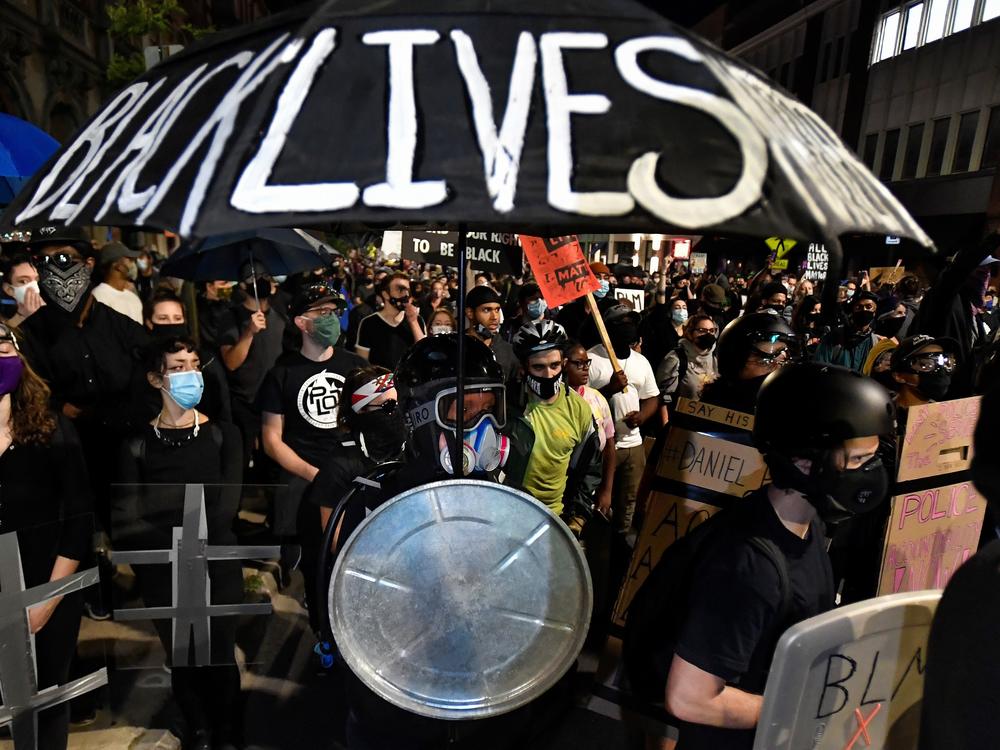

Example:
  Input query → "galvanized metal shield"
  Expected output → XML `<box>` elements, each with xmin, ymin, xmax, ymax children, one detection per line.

<box><xmin>329</xmin><ymin>479</ymin><xmax>592</xmax><ymax>720</ymax></box>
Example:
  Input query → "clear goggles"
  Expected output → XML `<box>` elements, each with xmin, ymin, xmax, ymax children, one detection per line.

<box><xmin>410</xmin><ymin>384</ymin><xmax>507</xmax><ymax>432</ymax></box>
<box><xmin>906</xmin><ymin>352</ymin><xmax>957</xmax><ymax>374</ymax></box>
<box><xmin>748</xmin><ymin>332</ymin><xmax>799</xmax><ymax>363</ymax></box>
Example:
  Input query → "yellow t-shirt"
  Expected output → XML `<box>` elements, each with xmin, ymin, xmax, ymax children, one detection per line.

<box><xmin>521</xmin><ymin>387</ymin><xmax>594</xmax><ymax>516</ymax></box>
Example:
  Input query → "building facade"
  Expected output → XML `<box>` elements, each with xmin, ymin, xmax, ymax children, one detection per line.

<box><xmin>696</xmin><ymin>0</ymin><xmax>1000</xmax><ymax>253</ymax></box>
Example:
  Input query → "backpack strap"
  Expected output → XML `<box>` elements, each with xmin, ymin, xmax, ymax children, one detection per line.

<box><xmin>675</xmin><ymin>344</ymin><xmax>689</xmax><ymax>395</ymax></box>
<box><xmin>742</xmin><ymin>535</ymin><xmax>792</xmax><ymax>691</ymax></box>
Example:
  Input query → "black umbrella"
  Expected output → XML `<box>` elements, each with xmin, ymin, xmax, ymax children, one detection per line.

<box><xmin>1</xmin><ymin>0</ymin><xmax>932</xmax><ymax>493</ymax></box>
<box><xmin>161</xmin><ymin>227</ymin><xmax>338</xmax><ymax>281</ymax></box>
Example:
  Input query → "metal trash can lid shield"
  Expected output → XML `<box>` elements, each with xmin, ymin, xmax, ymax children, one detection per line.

<box><xmin>329</xmin><ymin>479</ymin><xmax>593</xmax><ymax>720</ymax></box>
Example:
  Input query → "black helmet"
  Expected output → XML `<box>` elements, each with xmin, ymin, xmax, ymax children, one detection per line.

<box><xmin>753</xmin><ymin>362</ymin><xmax>895</xmax><ymax>522</ymax></box>
<box><xmin>754</xmin><ymin>362</ymin><xmax>895</xmax><ymax>457</ymax></box>
<box><xmin>716</xmin><ymin>312</ymin><xmax>796</xmax><ymax>380</ymax></box>
<box><xmin>512</xmin><ymin>319</ymin><xmax>567</xmax><ymax>362</ymax></box>
<box><xmin>394</xmin><ymin>334</ymin><xmax>508</xmax><ymax>477</ymax></box>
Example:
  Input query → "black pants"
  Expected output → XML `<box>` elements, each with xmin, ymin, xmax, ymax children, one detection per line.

<box><xmin>35</xmin><ymin>591</ymin><xmax>84</xmax><ymax>750</ymax></box>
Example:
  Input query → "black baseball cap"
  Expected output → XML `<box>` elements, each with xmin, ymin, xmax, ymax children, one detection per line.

<box><xmin>602</xmin><ymin>303</ymin><xmax>640</xmax><ymax>326</ymax></box>
<box><xmin>890</xmin><ymin>334</ymin><xmax>960</xmax><ymax>371</ymax></box>
<box><xmin>99</xmin><ymin>241</ymin><xmax>142</xmax><ymax>266</ymax></box>
<box><xmin>26</xmin><ymin>225</ymin><xmax>92</xmax><ymax>252</ymax></box>
<box><xmin>289</xmin><ymin>283</ymin><xmax>346</xmax><ymax>318</ymax></box>
<box><xmin>465</xmin><ymin>285</ymin><xmax>503</xmax><ymax>309</ymax></box>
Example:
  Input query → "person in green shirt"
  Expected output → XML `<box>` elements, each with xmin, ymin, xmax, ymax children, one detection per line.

<box><xmin>509</xmin><ymin>320</ymin><xmax>600</xmax><ymax>535</ymax></box>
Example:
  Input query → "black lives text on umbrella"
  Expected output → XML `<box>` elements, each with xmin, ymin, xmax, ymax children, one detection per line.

<box><xmin>4</xmin><ymin>0</ymin><xmax>928</xmax><ymax>250</ymax></box>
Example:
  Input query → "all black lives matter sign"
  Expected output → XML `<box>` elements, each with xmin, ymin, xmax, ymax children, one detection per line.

<box><xmin>805</xmin><ymin>242</ymin><xmax>828</xmax><ymax>281</ymax></box>
<box><xmin>401</xmin><ymin>230</ymin><xmax>523</xmax><ymax>274</ymax></box>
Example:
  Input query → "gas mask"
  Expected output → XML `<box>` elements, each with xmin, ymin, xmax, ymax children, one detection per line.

<box><xmin>438</xmin><ymin>419</ymin><xmax>510</xmax><ymax>476</ymax></box>
<box><xmin>38</xmin><ymin>252</ymin><xmax>92</xmax><ymax>313</ymax></box>
<box><xmin>767</xmin><ymin>448</ymin><xmax>890</xmax><ymax>524</ymax></box>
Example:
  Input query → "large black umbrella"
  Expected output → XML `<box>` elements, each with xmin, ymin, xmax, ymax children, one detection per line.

<box><xmin>160</xmin><ymin>227</ymin><xmax>339</xmax><ymax>280</ymax></box>
<box><xmin>0</xmin><ymin>0</ymin><xmax>936</xmax><ymax>726</ymax></box>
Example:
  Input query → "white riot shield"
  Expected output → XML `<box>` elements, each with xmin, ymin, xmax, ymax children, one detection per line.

<box><xmin>754</xmin><ymin>590</ymin><xmax>940</xmax><ymax>750</ymax></box>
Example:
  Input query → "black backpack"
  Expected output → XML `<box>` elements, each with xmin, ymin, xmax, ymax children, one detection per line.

<box><xmin>622</xmin><ymin>500</ymin><xmax>792</xmax><ymax>706</ymax></box>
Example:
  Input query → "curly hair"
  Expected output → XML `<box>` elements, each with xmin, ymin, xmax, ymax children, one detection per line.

<box><xmin>10</xmin><ymin>348</ymin><xmax>57</xmax><ymax>446</ymax></box>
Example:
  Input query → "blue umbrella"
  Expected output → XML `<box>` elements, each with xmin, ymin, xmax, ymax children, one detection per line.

<box><xmin>0</xmin><ymin>114</ymin><xmax>59</xmax><ymax>205</ymax></box>
<box><xmin>161</xmin><ymin>227</ymin><xmax>340</xmax><ymax>283</ymax></box>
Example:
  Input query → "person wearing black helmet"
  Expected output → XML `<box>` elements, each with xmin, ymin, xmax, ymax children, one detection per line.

<box><xmin>888</xmin><ymin>335</ymin><xmax>960</xmax><ymax>429</ymax></box>
<box><xmin>698</xmin><ymin>312</ymin><xmax>796</xmax><ymax>414</ymax></box>
<box><xmin>506</xmin><ymin>320</ymin><xmax>601</xmax><ymax>535</ymax></box>
<box><xmin>814</xmin><ymin>290</ymin><xmax>881</xmax><ymax>372</ymax></box>
<box><xmin>664</xmin><ymin>363</ymin><xmax>894</xmax><ymax>750</ymax></box>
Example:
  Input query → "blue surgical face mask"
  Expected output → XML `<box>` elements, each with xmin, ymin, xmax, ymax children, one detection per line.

<box><xmin>163</xmin><ymin>370</ymin><xmax>204</xmax><ymax>409</ymax></box>
<box><xmin>594</xmin><ymin>280</ymin><xmax>610</xmax><ymax>299</ymax></box>
<box><xmin>526</xmin><ymin>298</ymin><xmax>547</xmax><ymax>320</ymax></box>
<box><xmin>671</xmin><ymin>308</ymin><xmax>688</xmax><ymax>325</ymax></box>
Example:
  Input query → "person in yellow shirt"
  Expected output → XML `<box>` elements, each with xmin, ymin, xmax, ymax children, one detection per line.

<box><xmin>506</xmin><ymin>320</ymin><xmax>601</xmax><ymax>536</ymax></box>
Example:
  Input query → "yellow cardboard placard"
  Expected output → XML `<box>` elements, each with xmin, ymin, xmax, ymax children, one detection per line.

<box><xmin>657</xmin><ymin>428</ymin><xmax>768</xmax><ymax>497</ymax></box>
<box><xmin>675</xmin><ymin>398</ymin><xmax>754</xmax><ymax>431</ymax></box>
<box><xmin>869</xmin><ymin>266</ymin><xmax>906</xmax><ymax>286</ymax></box>
<box><xmin>896</xmin><ymin>396</ymin><xmax>979</xmax><ymax>483</ymax></box>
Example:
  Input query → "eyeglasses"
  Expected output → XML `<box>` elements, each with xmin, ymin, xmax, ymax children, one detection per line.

<box><xmin>567</xmin><ymin>359</ymin><xmax>592</xmax><ymax>369</ymax></box>
<box><xmin>362</xmin><ymin>399</ymin><xmax>398</xmax><ymax>415</ymax></box>
<box><xmin>907</xmin><ymin>353</ymin><xmax>957</xmax><ymax>374</ymax></box>
<box><xmin>693</xmin><ymin>327</ymin><xmax>718</xmax><ymax>335</ymax></box>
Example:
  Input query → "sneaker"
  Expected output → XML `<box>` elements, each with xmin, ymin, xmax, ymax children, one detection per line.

<box><xmin>277</xmin><ymin>544</ymin><xmax>301</xmax><ymax>590</ymax></box>
<box><xmin>83</xmin><ymin>599</ymin><xmax>111</xmax><ymax>621</ymax></box>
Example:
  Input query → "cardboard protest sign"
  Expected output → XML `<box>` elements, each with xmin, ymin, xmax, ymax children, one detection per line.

<box><xmin>400</xmin><ymin>229</ymin><xmax>523</xmax><ymax>274</ymax></box>
<box><xmin>878</xmin><ymin>481</ymin><xmax>982</xmax><ymax>595</ymax></box>
<box><xmin>690</xmin><ymin>252</ymin><xmax>707</xmax><ymax>274</ymax></box>
<box><xmin>896</xmin><ymin>396</ymin><xmax>979</xmax><ymax>483</ymax></box>
<box><xmin>674</xmin><ymin>397</ymin><xmax>754</xmax><ymax>431</ymax></box>
<box><xmin>613</xmin><ymin>287</ymin><xmax>645</xmax><ymax>312</ymax></box>
<box><xmin>754</xmin><ymin>590</ymin><xmax>939</xmax><ymax>750</ymax></box>
<box><xmin>519</xmin><ymin>235</ymin><xmax>600</xmax><ymax>308</ymax></box>
<box><xmin>877</xmin><ymin>397</ymin><xmax>984</xmax><ymax>596</ymax></box>
<box><xmin>611</xmin><ymin>417</ymin><xmax>767</xmax><ymax>626</ymax></box>
<box><xmin>656</xmin><ymin>427</ymin><xmax>768</xmax><ymax>498</ymax></box>
<box><xmin>869</xmin><ymin>265</ymin><xmax>905</xmax><ymax>287</ymax></box>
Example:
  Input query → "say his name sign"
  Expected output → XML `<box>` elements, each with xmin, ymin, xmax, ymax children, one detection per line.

<box><xmin>754</xmin><ymin>590</ymin><xmax>938</xmax><ymax>750</ymax></box>
<box><xmin>611</xmin><ymin>417</ymin><xmax>767</xmax><ymax>626</ymax></box>
<box><xmin>2</xmin><ymin>5</ymin><xmax>930</xmax><ymax>247</ymax></box>
<box><xmin>401</xmin><ymin>229</ymin><xmax>522</xmax><ymax>274</ymax></box>
<box><xmin>519</xmin><ymin>235</ymin><xmax>600</xmax><ymax>307</ymax></box>
<box><xmin>876</xmin><ymin>396</ymin><xmax>985</xmax><ymax>596</ymax></box>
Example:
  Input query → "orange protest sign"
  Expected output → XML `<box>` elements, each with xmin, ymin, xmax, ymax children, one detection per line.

<box><xmin>519</xmin><ymin>235</ymin><xmax>600</xmax><ymax>308</ymax></box>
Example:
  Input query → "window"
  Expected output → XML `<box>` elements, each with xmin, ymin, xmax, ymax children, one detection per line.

<box><xmin>903</xmin><ymin>3</ymin><xmax>925</xmax><ymax>49</ymax></box>
<box><xmin>953</xmin><ymin>0</ymin><xmax>975</xmax><ymax>31</ymax></box>
<box><xmin>981</xmin><ymin>106</ymin><xmax>1000</xmax><ymax>169</ymax></box>
<box><xmin>877</xmin><ymin>11</ymin><xmax>901</xmax><ymax>61</ymax></box>
<box><xmin>925</xmin><ymin>0</ymin><xmax>949</xmax><ymax>40</ymax></box>
<box><xmin>833</xmin><ymin>37</ymin><xmax>846</xmax><ymax>77</ymax></box>
<box><xmin>952</xmin><ymin>111</ymin><xmax>979</xmax><ymax>172</ymax></box>
<box><xmin>863</xmin><ymin>133</ymin><xmax>879</xmax><ymax>168</ymax></box>
<box><xmin>901</xmin><ymin>123</ymin><xmax>925</xmax><ymax>178</ymax></box>
<box><xmin>880</xmin><ymin>129</ymin><xmax>901</xmax><ymax>180</ymax></box>
<box><xmin>984</xmin><ymin>0</ymin><xmax>1000</xmax><ymax>22</ymax></box>
<box><xmin>926</xmin><ymin>117</ymin><xmax>950</xmax><ymax>176</ymax></box>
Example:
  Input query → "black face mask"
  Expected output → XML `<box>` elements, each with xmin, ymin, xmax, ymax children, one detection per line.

<box><xmin>875</xmin><ymin>315</ymin><xmax>905</xmax><ymax>338</ymax></box>
<box><xmin>851</xmin><ymin>309</ymin><xmax>875</xmax><ymax>330</ymax></box>
<box><xmin>151</xmin><ymin>323</ymin><xmax>190</xmax><ymax>339</ymax></box>
<box><xmin>806</xmin><ymin>311</ymin><xmax>823</xmax><ymax>325</ymax></box>
<box><xmin>248</xmin><ymin>278</ymin><xmax>272</xmax><ymax>301</ymax></box>
<box><xmin>694</xmin><ymin>333</ymin><xmax>717</xmax><ymax>351</ymax></box>
<box><xmin>916</xmin><ymin>369</ymin><xmax>951</xmax><ymax>401</ymax></box>
<box><xmin>354</xmin><ymin>409</ymin><xmax>405</xmax><ymax>460</ymax></box>
<box><xmin>769</xmin><ymin>450</ymin><xmax>890</xmax><ymax>524</ymax></box>
<box><xmin>474</xmin><ymin>323</ymin><xmax>495</xmax><ymax>339</ymax></box>
<box><xmin>609</xmin><ymin>323</ymin><xmax>638</xmax><ymax>359</ymax></box>
<box><xmin>766</xmin><ymin>303</ymin><xmax>785</xmax><ymax>315</ymax></box>
<box><xmin>526</xmin><ymin>372</ymin><xmax>562</xmax><ymax>400</ymax></box>
<box><xmin>388</xmin><ymin>294</ymin><xmax>410</xmax><ymax>311</ymax></box>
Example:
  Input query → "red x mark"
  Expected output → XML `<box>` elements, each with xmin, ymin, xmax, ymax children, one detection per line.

<box><xmin>843</xmin><ymin>703</ymin><xmax>882</xmax><ymax>750</ymax></box>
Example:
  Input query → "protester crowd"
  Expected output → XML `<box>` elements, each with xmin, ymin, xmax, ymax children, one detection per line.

<box><xmin>2</xmin><ymin>224</ymin><xmax>999</xmax><ymax>750</ymax></box>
